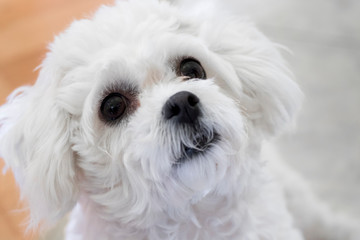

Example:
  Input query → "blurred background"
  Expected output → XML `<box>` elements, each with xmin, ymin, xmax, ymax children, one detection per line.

<box><xmin>0</xmin><ymin>0</ymin><xmax>359</xmax><ymax>239</ymax></box>
<box><xmin>236</xmin><ymin>0</ymin><xmax>360</xmax><ymax>219</ymax></box>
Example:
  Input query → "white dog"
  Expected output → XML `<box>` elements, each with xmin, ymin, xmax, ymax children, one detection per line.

<box><xmin>0</xmin><ymin>0</ymin><xmax>358</xmax><ymax>239</ymax></box>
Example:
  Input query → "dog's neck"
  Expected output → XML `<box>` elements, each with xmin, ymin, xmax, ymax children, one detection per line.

<box><xmin>69</xmin><ymin>149</ymin><xmax>267</xmax><ymax>240</ymax></box>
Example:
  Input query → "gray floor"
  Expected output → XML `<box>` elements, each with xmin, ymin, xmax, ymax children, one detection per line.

<box><xmin>230</xmin><ymin>0</ymin><xmax>360</xmax><ymax>220</ymax></box>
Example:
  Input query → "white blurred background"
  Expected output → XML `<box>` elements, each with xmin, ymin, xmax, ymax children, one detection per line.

<box><xmin>229</xmin><ymin>0</ymin><xmax>360</xmax><ymax>220</ymax></box>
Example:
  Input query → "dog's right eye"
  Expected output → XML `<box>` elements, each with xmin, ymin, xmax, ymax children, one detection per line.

<box><xmin>100</xmin><ymin>93</ymin><xmax>128</xmax><ymax>122</ymax></box>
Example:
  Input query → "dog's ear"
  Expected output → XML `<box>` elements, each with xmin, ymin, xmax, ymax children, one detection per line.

<box><xmin>210</xmin><ymin>20</ymin><xmax>303</xmax><ymax>138</ymax></box>
<box><xmin>174</xmin><ymin>1</ymin><xmax>302</xmax><ymax>138</ymax></box>
<box><xmin>0</xmin><ymin>68</ymin><xmax>78</xmax><ymax>228</ymax></box>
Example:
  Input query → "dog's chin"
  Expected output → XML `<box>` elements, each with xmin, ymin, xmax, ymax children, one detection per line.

<box><xmin>168</xmin><ymin>130</ymin><xmax>224</xmax><ymax>204</ymax></box>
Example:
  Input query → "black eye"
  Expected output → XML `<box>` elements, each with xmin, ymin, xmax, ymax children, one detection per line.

<box><xmin>100</xmin><ymin>93</ymin><xmax>127</xmax><ymax>122</ymax></box>
<box><xmin>179</xmin><ymin>58</ymin><xmax>206</xmax><ymax>79</ymax></box>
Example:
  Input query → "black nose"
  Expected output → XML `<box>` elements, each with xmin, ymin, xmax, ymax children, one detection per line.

<box><xmin>162</xmin><ymin>91</ymin><xmax>200</xmax><ymax>124</ymax></box>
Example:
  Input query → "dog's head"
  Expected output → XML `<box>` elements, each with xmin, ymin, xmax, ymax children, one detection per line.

<box><xmin>0</xmin><ymin>0</ymin><xmax>302</xmax><ymax>228</ymax></box>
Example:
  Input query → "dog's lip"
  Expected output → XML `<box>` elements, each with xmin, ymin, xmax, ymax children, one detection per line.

<box><xmin>176</xmin><ymin>132</ymin><xmax>220</xmax><ymax>164</ymax></box>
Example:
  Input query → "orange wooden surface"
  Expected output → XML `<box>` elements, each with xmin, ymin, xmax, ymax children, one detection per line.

<box><xmin>0</xmin><ymin>0</ymin><xmax>114</xmax><ymax>239</ymax></box>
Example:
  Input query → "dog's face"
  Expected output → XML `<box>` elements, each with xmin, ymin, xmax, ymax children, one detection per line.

<box><xmin>0</xmin><ymin>0</ymin><xmax>301</xmax><ymax>228</ymax></box>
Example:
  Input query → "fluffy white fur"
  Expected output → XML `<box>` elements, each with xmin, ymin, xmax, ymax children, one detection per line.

<box><xmin>0</xmin><ymin>0</ymin><xmax>359</xmax><ymax>239</ymax></box>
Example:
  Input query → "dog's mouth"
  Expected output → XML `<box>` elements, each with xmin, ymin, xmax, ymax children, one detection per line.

<box><xmin>176</xmin><ymin>132</ymin><xmax>220</xmax><ymax>164</ymax></box>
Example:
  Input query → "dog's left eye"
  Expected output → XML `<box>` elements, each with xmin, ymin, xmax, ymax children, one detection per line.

<box><xmin>179</xmin><ymin>58</ymin><xmax>206</xmax><ymax>79</ymax></box>
<box><xmin>100</xmin><ymin>93</ymin><xmax>128</xmax><ymax>122</ymax></box>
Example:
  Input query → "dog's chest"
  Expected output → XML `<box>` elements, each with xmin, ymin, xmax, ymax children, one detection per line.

<box><xmin>66</xmin><ymin>181</ymin><xmax>301</xmax><ymax>240</ymax></box>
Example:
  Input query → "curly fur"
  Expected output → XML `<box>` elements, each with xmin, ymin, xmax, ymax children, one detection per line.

<box><xmin>1</xmin><ymin>0</ymin><xmax>359</xmax><ymax>239</ymax></box>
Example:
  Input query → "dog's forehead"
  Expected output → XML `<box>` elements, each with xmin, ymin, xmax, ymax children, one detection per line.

<box><xmin>53</xmin><ymin>4</ymin><xmax>181</xmax><ymax>62</ymax></box>
<box><xmin>51</xmin><ymin>0</ymin><xmax>243</xmax><ymax>103</ymax></box>
<box><xmin>94</xmin><ymin>52</ymin><xmax>167</xmax><ymax>91</ymax></box>
<box><xmin>47</xmin><ymin>0</ymin><xmax>214</xmax><ymax>84</ymax></box>
<box><xmin>88</xmin><ymin>32</ymin><xmax>209</xmax><ymax>92</ymax></box>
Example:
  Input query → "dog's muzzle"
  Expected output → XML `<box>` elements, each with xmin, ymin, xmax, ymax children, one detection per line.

<box><xmin>178</xmin><ymin>132</ymin><xmax>219</xmax><ymax>164</ymax></box>
<box><xmin>162</xmin><ymin>91</ymin><xmax>219</xmax><ymax>164</ymax></box>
